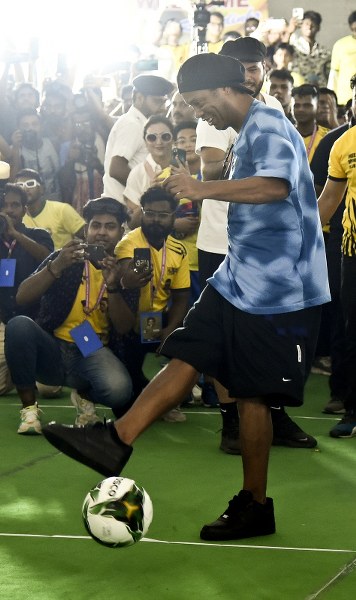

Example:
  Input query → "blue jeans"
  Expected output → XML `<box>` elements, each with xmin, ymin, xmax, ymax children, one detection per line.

<box><xmin>5</xmin><ymin>316</ymin><xmax>132</xmax><ymax>417</ymax></box>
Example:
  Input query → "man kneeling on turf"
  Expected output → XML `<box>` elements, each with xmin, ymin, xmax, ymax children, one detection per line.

<box><xmin>42</xmin><ymin>55</ymin><xmax>330</xmax><ymax>541</ymax></box>
<box><xmin>5</xmin><ymin>197</ymin><xmax>149</xmax><ymax>434</ymax></box>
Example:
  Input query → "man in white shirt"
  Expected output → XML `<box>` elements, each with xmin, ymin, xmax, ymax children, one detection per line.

<box><xmin>196</xmin><ymin>37</ymin><xmax>317</xmax><ymax>453</ymax></box>
<box><xmin>103</xmin><ymin>75</ymin><xmax>174</xmax><ymax>204</ymax></box>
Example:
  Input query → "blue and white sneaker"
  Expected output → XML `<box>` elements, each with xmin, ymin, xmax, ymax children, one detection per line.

<box><xmin>329</xmin><ymin>415</ymin><xmax>356</xmax><ymax>438</ymax></box>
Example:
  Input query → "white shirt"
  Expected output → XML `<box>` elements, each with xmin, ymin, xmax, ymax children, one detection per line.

<box><xmin>103</xmin><ymin>106</ymin><xmax>148</xmax><ymax>203</ymax></box>
<box><xmin>196</xmin><ymin>93</ymin><xmax>283</xmax><ymax>254</ymax></box>
<box><xmin>124</xmin><ymin>153</ymin><xmax>162</xmax><ymax>206</ymax></box>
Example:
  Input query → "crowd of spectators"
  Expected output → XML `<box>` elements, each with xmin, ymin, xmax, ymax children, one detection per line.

<box><xmin>0</xmin><ymin>7</ymin><xmax>356</xmax><ymax>444</ymax></box>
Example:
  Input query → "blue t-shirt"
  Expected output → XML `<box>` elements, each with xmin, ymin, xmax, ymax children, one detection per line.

<box><xmin>210</xmin><ymin>100</ymin><xmax>330</xmax><ymax>315</ymax></box>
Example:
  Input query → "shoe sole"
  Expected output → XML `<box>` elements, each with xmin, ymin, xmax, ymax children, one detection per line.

<box><xmin>42</xmin><ymin>426</ymin><xmax>130</xmax><ymax>477</ymax></box>
<box><xmin>200</xmin><ymin>524</ymin><xmax>276</xmax><ymax>541</ymax></box>
<box><xmin>18</xmin><ymin>428</ymin><xmax>42</xmax><ymax>435</ymax></box>
<box><xmin>219</xmin><ymin>443</ymin><xmax>241</xmax><ymax>455</ymax></box>
<box><xmin>272</xmin><ymin>437</ymin><xmax>317</xmax><ymax>449</ymax></box>
<box><xmin>329</xmin><ymin>430</ymin><xmax>356</xmax><ymax>438</ymax></box>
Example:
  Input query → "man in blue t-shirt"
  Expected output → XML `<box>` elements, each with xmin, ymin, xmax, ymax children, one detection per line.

<box><xmin>42</xmin><ymin>54</ymin><xmax>330</xmax><ymax>542</ymax></box>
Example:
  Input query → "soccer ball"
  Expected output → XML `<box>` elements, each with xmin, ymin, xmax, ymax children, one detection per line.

<box><xmin>82</xmin><ymin>476</ymin><xmax>153</xmax><ymax>548</ymax></box>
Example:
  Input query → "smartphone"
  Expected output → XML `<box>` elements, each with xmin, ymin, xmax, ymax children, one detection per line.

<box><xmin>171</xmin><ymin>148</ymin><xmax>187</xmax><ymax>168</ymax></box>
<box><xmin>292</xmin><ymin>7</ymin><xmax>304</xmax><ymax>20</ymax></box>
<box><xmin>86</xmin><ymin>244</ymin><xmax>107</xmax><ymax>269</ymax></box>
<box><xmin>134</xmin><ymin>248</ymin><xmax>151</xmax><ymax>273</ymax></box>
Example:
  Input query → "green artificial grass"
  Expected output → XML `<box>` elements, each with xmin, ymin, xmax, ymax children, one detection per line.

<box><xmin>0</xmin><ymin>371</ymin><xmax>356</xmax><ymax>600</ymax></box>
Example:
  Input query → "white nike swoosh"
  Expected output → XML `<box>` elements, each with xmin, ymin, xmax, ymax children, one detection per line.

<box><xmin>282</xmin><ymin>378</ymin><xmax>292</xmax><ymax>382</ymax></box>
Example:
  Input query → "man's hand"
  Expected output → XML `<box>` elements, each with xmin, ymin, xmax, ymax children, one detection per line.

<box><xmin>174</xmin><ymin>216</ymin><xmax>200</xmax><ymax>236</ymax></box>
<box><xmin>101</xmin><ymin>256</ymin><xmax>121</xmax><ymax>288</ymax></box>
<box><xmin>50</xmin><ymin>239</ymin><xmax>87</xmax><ymax>277</ymax></box>
<box><xmin>163</xmin><ymin>173</ymin><xmax>204</xmax><ymax>201</ymax></box>
<box><xmin>0</xmin><ymin>212</ymin><xmax>17</xmax><ymax>238</ymax></box>
<box><xmin>121</xmin><ymin>258</ymin><xmax>153</xmax><ymax>289</ymax></box>
<box><xmin>11</xmin><ymin>129</ymin><xmax>22</xmax><ymax>149</ymax></box>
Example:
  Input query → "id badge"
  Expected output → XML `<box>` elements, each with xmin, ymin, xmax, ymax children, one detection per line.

<box><xmin>0</xmin><ymin>258</ymin><xmax>16</xmax><ymax>287</ymax></box>
<box><xmin>70</xmin><ymin>320</ymin><xmax>103</xmax><ymax>357</ymax></box>
<box><xmin>140</xmin><ymin>311</ymin><xmax>162</xmax><ymax>343</ymax></box>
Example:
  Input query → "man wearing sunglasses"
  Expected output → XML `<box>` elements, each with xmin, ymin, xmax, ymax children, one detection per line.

<box><xmin>115</xmin><ymin>185</ymin><xmax>190</xmax><ymax>408</ymax></box>
<box><xmin>103</xmin><ymin>74</ymin><xmax>174</xmax><ymax>204</ymax></box>
<box><xmin>15</xmin><ymin>168</ymin><xmax>86</xmax><ymax>250</ymax></box>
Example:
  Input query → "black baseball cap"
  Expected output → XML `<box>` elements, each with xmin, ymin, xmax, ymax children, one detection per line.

<box><xmin>220</xmin><ymin>37</ymin><xmax>267</xmax><ymax>62</ymax></box>
<box><xmin>177</xmin><ymin>53</ymin><xmax>251</xmax><ymax>94</ymax></box>
<box><xmin>132</xmin><ymin>75</ymin><xmax>174</xmax><ymax>96</ymax></box>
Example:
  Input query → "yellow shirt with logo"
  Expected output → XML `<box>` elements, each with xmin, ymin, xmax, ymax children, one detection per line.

<box><xmin>115</xmin><ymin>228</ymin><xmax>190</xmax><ymax>328</ymax></box>
<box><xmin>23</xmin><ymin>200</ymin><xmax>85</xmax><ymax>250</ymax></box>
<box><xmin>54</xmin><ymin>262</ymin><xmax>109</xmax><ymax>344</ymax></box>
<box><xmin>328</xmin><ymin>126</ymin><xmax>356</xmax><ymax>256</ymax></box>
<box><xmin>157</xmin><ymin>167</ymin><xmax>200</xmax><ymax>272</ymax></box>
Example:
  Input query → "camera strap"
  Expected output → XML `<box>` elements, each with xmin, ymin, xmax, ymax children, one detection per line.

<box><xmin>3</xmin><ymin>239</ymin><xmax>17</xmax><ymax>258</ymax></box>
<box><xmin>83</xmin><ymin>260</ymin><xmax>106</xmax><ymax>316</ymax></box>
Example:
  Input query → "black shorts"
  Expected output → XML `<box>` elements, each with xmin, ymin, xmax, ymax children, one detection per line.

<box><xmin>198</xmin><ymin>249</ymin><xmax>225</xmax><ymax>290</ymax></box>
<box><xmin>161</xmin><ymin>285</ymin><xmax>321</xmax><ymax>407</ymax></box>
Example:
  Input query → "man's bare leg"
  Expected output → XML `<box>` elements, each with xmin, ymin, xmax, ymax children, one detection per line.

<box><xmin>237</xmin><ymin>398</ymin><xmax>272</xmax><ymax>504</ymax></box>
<box><xmin>116</xmin><ymin>359</ymin><xmax>199</xmax><ymax>445</ymax></box>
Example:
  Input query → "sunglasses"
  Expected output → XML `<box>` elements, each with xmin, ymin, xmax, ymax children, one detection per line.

<box><xmin>15</xmin><ymin>179</ymin><xmax>40</xmax><ymax>189</ymax></box>
<box><xmin>145</xmin><ymin>132</ymin><xmax>173</xmax><ymax>143</ymax></box>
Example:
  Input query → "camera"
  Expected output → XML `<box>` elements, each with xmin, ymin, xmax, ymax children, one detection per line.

<box><xmin>191</xmin><ymin>1</ymin><xmax>224</xmax><ymax>50</ymax></box>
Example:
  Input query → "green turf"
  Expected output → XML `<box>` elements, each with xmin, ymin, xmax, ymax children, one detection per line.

<box><xmin>1</xmin><ymin>372</ymin><xmax>356</xmax><ymax>600</ymax></box>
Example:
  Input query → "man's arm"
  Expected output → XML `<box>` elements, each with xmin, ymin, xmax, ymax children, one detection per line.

<box><xmin>200</xmin><ymin>147</ymin><xmax>226</xmax><ymax>181</ymax></box>
<box><xmin>110</xmin><ymin>155</ymin><xmax>131</xmax><ymax>187</ymax></box>
<box><xmin>0</xmin><ymin>214</ymin><xmax>53</xmax><ymax>261</ymax></box>
<box><xmin>16</xmin><ymin>240</ymin><xmax>85</xmax><ymax>305</ymax></box>
<box><xmin>318</xmin><ymin>178</ymin><xmax>347</xmax><ymax>226</ymax></box>
<box><xmin>164</xmin><ymin>173</ymin><xmax>289</xmax><ymax>205</ymax></box>
<box><xmin>100</xmin><ymin>256</ymin><xmax>137</xmax><ymax>335</ymax></box>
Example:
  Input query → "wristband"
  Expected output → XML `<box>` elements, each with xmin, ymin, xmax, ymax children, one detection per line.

<box><xmin>47</xmin><ymin>260</ymin><xmax>61</xmax><ymax>279</ymax></box>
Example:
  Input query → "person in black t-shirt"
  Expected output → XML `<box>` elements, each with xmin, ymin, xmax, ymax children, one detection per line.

<box><xmin>0</xmin><ymin>183</ymin><xmax>53</xmax><ymax>394</ymax></box>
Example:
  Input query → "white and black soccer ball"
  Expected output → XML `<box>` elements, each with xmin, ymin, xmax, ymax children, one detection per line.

<box><xmin>82</xmin><ymin>476</ymin><xmax>153</xmax><ymax>547</ymax></box>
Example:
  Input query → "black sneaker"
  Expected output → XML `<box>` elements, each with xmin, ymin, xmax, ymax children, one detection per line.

<box><xmin>220</xmin><ymin>425</ymin><xmax>241</xmax><ymax>455</ymax></box>
<box><xmin>42</xmin><ymin>421</ymin><xmax>132</xmax><ymax>477</ymax></box>
<box><xmin>200</xmin><ymin>490</ymin><xmax>275</xmax><ymax>541</ymax></box>
<box><xmin>272</xmin><ymin>410</ymin><xmax>317</xmax><ymax>448</ymax></box>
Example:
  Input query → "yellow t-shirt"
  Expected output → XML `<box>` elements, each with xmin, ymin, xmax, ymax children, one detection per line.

<box><xmin>160</xmin><ymin>43</ymin><xmax>190</xmax><ymax>73</ymax></box>
<box><xmin>330</xmin><ymin>35</ymin><xmax>356</xmax><ymax>105</ymax></box>
<box><xmin>155</xmin><ymin>167</ymin><xmax>200</xmax><ymax>272</ymax></box>
<box><xmin>115</xmin><ymin>228</ymin><xmax>190</xmax><ymax>328</ymax></box>
<box><xmin>208</xmin><ymin>41</ymin><xmax>224</xmax><ymax>54</ymax></box>
<box><xmin>23</xmin><ymin>200</ymin><xmax>85</xmax><ymax>250</ymax></box>
<box><xmin>328</xmin><ymin>126</ymin><xmax>356</xmax><ymax>256</ymax></box>
<box><xmin>54</xmin><ymin>262</ymin><xmax>109</xmax><ymax>344</ymax></box>
<box><xmin>302</xmin><ymin>125</ymin><xmax>330</xmax><ymax>164</ymax></box>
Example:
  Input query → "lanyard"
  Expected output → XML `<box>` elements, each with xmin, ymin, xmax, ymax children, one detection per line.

<box><xmin>83</xmin><ymin>260</ymin><xmax>106</xmax><ymax>316</ymax></box>
<box><xmin>149</xmin><ymin>241</ymin><xmax>166</xmax><ymax>308</ymax></box>
<box><xmin>2</xmin><ymin>239</ymin><xmax>17</xmax><ymax>258</ymax></box>
<box><xmin>306</xmin><ymin>125</ymin><xmax>318</xmax><ymax>158</ymax></box>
